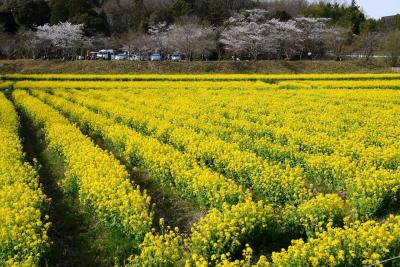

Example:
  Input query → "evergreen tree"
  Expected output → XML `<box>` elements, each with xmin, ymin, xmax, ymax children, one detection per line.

<box><xmin>348</xmin><ymin>0</ymin><xmax>365</xmax><ymax>35</ymax></box>
<box><xmin>0</xmin><ymin>11</ymin><xmax>17</xmax><ymax>33</ymax></box>
<box><xmin>13</xmin><ymin>0</ymin><xmax>50</xmax><ymax>29</ymax></box>
<box><xmin>305</xmin><ymin>0</ymin><xmax>365</xmax><ymax>35</ymax></box>
<box><xmin>50</xmin><ymin>0</ymin><xmax>69</xmax><ymax>24</ymax></box>
<box><xmin>68</xmin><ymin>0</ymin><xmax>110</xmax><ymax>36</ymax></box>
<box><xmin>131</xmin><ymin>0</ymin><xmax>146</xmax><ymax>32</ymax></box>
<box><xmin>68</xmin><ymin>0</ymin><xmax>92</xmax><ymax>17</ymax></box>
<box><xmin>70</xmin><ymin>10</ymin><xmax>110</xmax><ymax>36</ymax></box>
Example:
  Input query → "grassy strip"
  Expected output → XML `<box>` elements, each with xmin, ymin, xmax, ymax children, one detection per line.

<box><xmin>0</xmin><ymin>59</ymin><xmax>392</xmax><ymax>75</ymax></box>
<box><xmin>3</xmin><ymin>72</ymin><xmax>400</xmax><ymax>82</ymax></box>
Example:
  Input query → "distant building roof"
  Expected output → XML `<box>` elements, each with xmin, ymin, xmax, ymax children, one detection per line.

<box><xmin>381</xmin><ymin>14</ymin><xmax>400</xmax><ymax>21</ymax></box>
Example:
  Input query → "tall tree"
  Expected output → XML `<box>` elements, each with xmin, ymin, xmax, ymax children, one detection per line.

<box><xmin>348</xmin><ymin>0</ymin><xmax>365</xmax><ymax>35</ymax></box>
<box><xmin>50</xmin><ymin>0</ymin><xmax>69</xmax><ymax>24</ymax></box>
<box><xmin>325</xmin><ymin>26</ymin><xmax>351</xmax><ymax>61</ymax></box>
<box><xmin>50</xmin><ymin>0</ymin><xmax>110</xmax><ymax>36</ymax></box>
<box><xmin>36</xmin><ymin>21</ymin><xmax>85</xmax><ymax>56</ymax></box>
<box><xmin>356</xmin><ymin>32</ymin><xmax>381</xmax><ymax>61</ymax></box>
<box><xmin>168</xmin><ymin>16</ymin><xmax>214</xmax><ymax>60</ymax></box>
<box><xmin>381</xmin><ymin>31</ymin><xmax>400</xmax><ymax>67</ymax></box>
<box><xmin>305</xmin><ymin>0</ymin><xmax>365</xmax><ymax>35</ymax></box>
<box><xmin>68</xmin><ymin>0</ymin><xmax>92</xmax><ymax>16</ymax></box>
<box><xmin>132</xmin><ymin>0</ymin><xmax>146</xmax><ymax>32</ymax></box>
<box><xmin>0</xmin><ymin>11</ymin><xmax>17</xmax><ymax>33</ymax></box>
<box><xmin>13</xmin><ymin>0</ymin><xmax>50</xmax><ymax>29</ymax></box>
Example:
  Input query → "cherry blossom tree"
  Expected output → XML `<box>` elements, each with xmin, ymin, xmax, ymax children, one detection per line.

<box><xmin>219</xmin><ymin>23</ymin><xmax>252</xmax><ymax>59</ymax></box>
<box><xmin>272</xmin><ymin>19</ymin><xmax>304</xmax><ymax>60</ymax></box>
<box><xmin>148</xmin><ymin>21</ymin><xmax>170</xmax><ymax>54</ymax></box>
<box><xmin>118</xmin><ymin>32</ymin><xmax>154</xmax><ymax>56</ymax></box>
<box><xmin>221</xmin><ymin>18</ymin><xmax>303</xmax><ymax>60</ymax></box>
<box><xmin>220</xmin><ymin>12</ymin><xmax>331</xmax><ymax>60</ymax></box>
<box><xmin>294</xmin><ymin>17</ymin><xmax>328</xmax><ymax>59</ymax></box>
<box><xmin>356</xmin><ymin>32</ymin><xmax>381</xmax><ymax>61</ymax></box>
<box><xmin>168</xmin><ymin>17</ymin><xmax>215</xmax><ymax>60</ymax></box>
<box><xmin>36</xmin><ymin>21</ymin><xmax>85</xmax><ymax>57</ymax></box>
<box><xmin>325</xmin><ymin>27</ymin><xmax>351</xmax><ymax>61</ymax></box>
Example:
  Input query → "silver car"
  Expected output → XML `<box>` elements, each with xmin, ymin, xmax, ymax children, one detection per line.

<box><xmin>171</xmin><ymin>53</ymin><xmax>182</xmax><ymax>61</ymax></box>
<box><xmin>114</xmin><ymin>54</ymin><xmax>128</xmax><ymax>60</ymax></box>
<box><xmin>150</xmin><ymin>53</ymin><xmax>162</xmax><ymax>61</ymax></box>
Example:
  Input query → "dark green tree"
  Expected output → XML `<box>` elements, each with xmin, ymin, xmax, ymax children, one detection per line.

<box><xmin>348</xmin><ymin>0</ymin><xmax>365</xmax><ymax>35</ymax></box>
<box><xmin>58</xmin><ymin>0</ymin><xmax>110</xmax><ymax>36</ymax></box>
<box><xmin>68</xmin><ymin>0</ymin><xmax>92</xmax><ymax>17</ymax></box>
<box><xmin>193</xmin><ymin>0</ymin><xmax>254</xmax><ymax>25</ymax></box>
<box><xmin>172</xmin><ymin>0</ymin><xmax>193</xmax><ymax>17</ymax></box>
<box><xmin>0</xmin><ymin>11</ymin><xmax>17</xmax><ymax>33</ymax></box>
<box><xmin>70</xmin><ymin>10</ymin><xmax>110</xmax><ymax>36</ymax></box>
<box><xmin>50</xmin><ymin>0</ymin><xmax>69</xmax><ymax>24</ymax></box>
<box><xmin>12</xmin><ymin>0</ymin><xmax>50</xmax><ymax>28</ymax></box>
<box><xmin>305</xmin><ymin>0</ymin><xmax>365</xmax><ymax>35</ymax></box>
<box><xmin>360</xmin><ymin>19</ymin><xmax>381</xmax><ymax>34</ymax></box>
<box><xmin>131</xmin><ymin>0</ymin><xmax>146</xmax><ymax>32</ymax></box>
<box><xmin>271</xmin><ymin>10</ymin><xmax>292</xmax><ymax>22</ymax></box>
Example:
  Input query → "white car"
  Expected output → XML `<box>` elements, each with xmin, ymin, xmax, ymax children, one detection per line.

<box><xmin>114</xmin><ymin>54</ymin><xmax>128</xmax><ymax>60</ymax></box>
<box><xmin>132</xmin><ymin>54</ymin><xmax>148</xmax><ymax>61</ymax></box>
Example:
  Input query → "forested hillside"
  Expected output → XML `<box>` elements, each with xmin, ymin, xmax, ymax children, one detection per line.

<box><xmin>2</xmin><ymin>0</ymin><xmax>396</xmax><ymax>35</ymax></box>
<box><xmin>0</xmin><ymin>0</ymin><xmax>399</xmax><ymax>63</ymax></box>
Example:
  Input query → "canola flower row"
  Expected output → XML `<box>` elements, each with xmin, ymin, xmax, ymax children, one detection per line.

<box><xmin>129</xmin><ymin>201</ymin><xmax>277</xmax><ymax>266</ymax></box>
<box><xmin>269</xmin><ymin>215</ymin><xmax>400</xmax><ymax>267</ymax></box>
<box><xmin>30</xmin><ymin>89</ymin><xmax>247</xmax><ymax>208</ymax></box>
<box><xmin>129</xmin><ymin>213</ymin><xmax>400</xmax><ymax>267</ymax></box>
<box><xmin>14</xmin><ymin>80</ymin><xmax>273</xmax><ymax>91</ymax></box>
<box><xmin>0</xmin><ymin>81</ymin><xmax>13</xmax><ymax>90</ymax></box>
<box><xmin>130</xmin><ymin>211</ymin><xmax>400</xmax><ymax>266</ymax></box>
<box><xmin>134</xmin><ymin>88</ymin><xmax>398</xmax><ymax>172</ymax></box>
<box><xmin>84</xmin><ymin>87</ymin><xmax>400</xmax><ymax>219</ymax></box>
<box><xmin>53</xmin><ymin>86</ymin><xmax>400</xmax><ymax>217</ymax></box>
<box><xmin>11</xmin><ymin>76</ymin><xmax>400</xmax><ymax>265</ymax></box>
<box><xmin>51</xmin><ymin>88</ymin><xmax>392</xmax><ymax>220</ymax></box>
<box><xmin>12</xmin><ymin>90</ymin><xmax>153</xmax><ymax>247</ymax></box>
<box><xmin>0</xmin><ymin>92</ymin><xmax>49</xmax><ymax>266</ymax></box>
<box><xmin>279</xmin><ymin>80</ymin><xmax>400</xmax><ymax>89</ymax></box>
<box><xmin>129</xmin><ymin>194</ymin><xmax>345</xmax><ymax>266</ymax></box>
<box><xmin>12</xmin><ymin>77</ymin><xmax>400</xmax><ymax>93</ymax></box>
<box><xmin>54</xmin><ymin>90</ymin><xmax>400</xmax><ymax>220</ymax></box>
<box><xmin>51</xmin><ymin>89</ymin><xmax>312</xmax><ymax>207</ymax></box>
<box><xmin>191</xmin><ymin>215</ymin><xmax>400</xmax><ymax>267</ymax></box>
<box><xmin>16</xmin><ymin>81</ymin><xmax>400</xmax><ymax>163</ymax></box>
<box><xmin>27</xmin><ymin>90</ymin><xmax>350</xmax><ymax>265</ymax></box>
<box><xmin>25</xmin><ymin>90</ymin><xmax>280</xmax><ymax>264</ymax></box>
<box><xmin>4</xmin><ymin>73</ymin><xmax>400</xmax><ymax>82</ymax></box>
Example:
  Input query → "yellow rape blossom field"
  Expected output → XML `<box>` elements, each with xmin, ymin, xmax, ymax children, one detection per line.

<box><xmin>0</xmin><ymin>73</ymin><xmax>400</xmax><ymax>266</ymax></box>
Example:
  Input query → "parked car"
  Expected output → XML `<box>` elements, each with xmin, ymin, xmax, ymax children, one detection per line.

<box><xmin>150</xmin><ymin>53</ymin><xmax>162</xmax><ymax>61</ymax></box>
<box><xmin>132</xmin><ymin>53</ymin><xmax>149</xmax><ymax>61</ymax></box>
<box><xmin>97</xmin><ymin>49</ymin><xmax>115</xmax><ymax>60</ymax></box>
<box><xmin>114</xmin><ymin>53</ymin><xmax>128</xmax><ymax>60</ymax></box>
<box><xmin>89</xmin><ymin>52</ymin><xmax>98</xmax><ymax>60</ymax></box>
<box><xmin>171</xmin><ymin>53</ymin><xmax>182</xmax><ymax>61</ymax></box>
